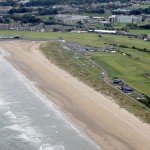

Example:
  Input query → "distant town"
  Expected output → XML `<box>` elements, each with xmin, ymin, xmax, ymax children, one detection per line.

<box><xmin>0</xmin><ymin>0</ymin><xmax>150</xmax><ymax>40</ymax></box>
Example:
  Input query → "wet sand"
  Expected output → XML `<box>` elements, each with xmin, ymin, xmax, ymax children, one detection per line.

<box><xmin>0</xmin><ymin>40</ymin><xmax>150</xmax><ymax>150</ymax></box>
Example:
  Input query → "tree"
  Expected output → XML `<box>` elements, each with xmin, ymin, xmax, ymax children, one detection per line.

<box><xmin>4</xmin><ymin>18</ymin><xmax>10</xmax><ymax>23</ymax></box>
<box><xmin>22</xmin><ymin>14</ymin><xmax>40</xmax><ymax>23</ymax></box>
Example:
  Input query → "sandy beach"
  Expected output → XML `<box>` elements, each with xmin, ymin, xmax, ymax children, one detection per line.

<box><xmin>0</xmin><ymin>40</ymin><xmax>150</xmax><ymax>150</ymax></box>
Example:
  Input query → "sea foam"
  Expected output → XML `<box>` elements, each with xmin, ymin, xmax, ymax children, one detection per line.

<box><xmin>0</xmin><ymin>49</ymin><xmax>100</xmax><ymax>150</ymax></box>
<box><xmin>39</xmin><ymin>144</ymin><xmax>65</xmax><ymax>150</ymax></box>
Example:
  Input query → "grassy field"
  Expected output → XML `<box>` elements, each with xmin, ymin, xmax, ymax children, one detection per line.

<box><xmin>91</xmin><ymin>49</ymin><xmax>150</xmax><ymax>95</ymax></box>
<box><xmin>132</xmin><ymin>4</ymin><xmax>150</xmax><ymax>9</ymax></box>
<box><xmin>39</xmin><ymin>15</ymin><xmax>51</xmax><ymax>21</ymax></box>
<box><xmin>0</xmin><ymin>30</ymin><xmax>150</xmax><ymax>50</ymax></box>
<box><xmin>112</xmin><ymin>22</ymin><xmax>150</xmax><ymax>35</ymax></box>
<box><xmin>84</xmin><ymin>12</ymin><xmax>111</xmax><ymax>18</ymax></box>
<box><xmin>129</xmin><ymin>29</ymin><xmax>150</xmax><ymax>35</ymax></box>
<box><xmin>113</xmin><ymin>23</ymin><xmax>127</xmax><ymax>29</ymax></box>
<box><xmin>98</xmin><ymin>35</ymin><xmax>150</xmax><ymax>50</ymax></box>
<box><xmin>40</xmin><ymin>41</ymin><xmax>150</xmax><ymax>123</ymax></box>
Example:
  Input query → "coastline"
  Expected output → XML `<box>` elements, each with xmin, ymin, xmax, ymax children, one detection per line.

<box><xmin>0</xmin><ymin>40</ymin><xmax>150</xmax><ymax>150</ymax></box>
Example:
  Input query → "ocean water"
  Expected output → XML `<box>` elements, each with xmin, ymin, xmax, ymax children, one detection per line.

<box><xmin>0</xmin><ymin>49</ymin><xmax>100</xmax><ymax>150</ymax></box>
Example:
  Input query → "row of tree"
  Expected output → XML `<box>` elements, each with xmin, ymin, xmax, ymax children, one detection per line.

<box><xmin>0</xmin><ymin>0</ymin><xmax>132</xmax><ymax>7</ymax></box>
<box><xmin>0</xmin><ymin>0</ymin><xmax>15</xmax><ymax>6</ymax></box>
<box><xmin>24</xmin><ymin>0</ymin><xmax>131</xmax><ymax>6</ymax></box>
<box><xmin>8</xmin><ymin>6</ymin><xmax>105</xmax><ymax>15</ymax></box>
<box><xmin>112</xmin><ymin>7</ymin><xmax>150</xmax><ymax>15</ymax></box>
<box><xmin>130</xmin><ymin>7</ymin><xmax>150</xmax><ymax>15</ymax></box>
<box><xmin>8</xmin><ymin>8</ymin><xmax>30</xmax><ymax>14</ymax></box>
<box><xmin>0</xmin><ymin>14</ymin><xmax>41</xmax><ymax>24</ymax></box>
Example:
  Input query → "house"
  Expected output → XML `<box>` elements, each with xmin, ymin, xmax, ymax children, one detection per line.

<box><xmin>109</xmin><ymin>15</ymin><xmax>117</xmax><ymax>23</ymax></box>
<box><xmin>100</xmin><ymin>21</ymin><xmax>111</xmax><ymax>26</ymax></box>
<box><xmin>113</xmin><ymin>79</ymin><xmax>122</xmax><ymax>84</ymax></box>
<box><xmin>144</xmin><ymin>35</ymin><xmax>150</xmax><ymax>41</ymax></box>
<box><xmin>109</xmin><ymin>15</ymin><xmax>142</xmax><ymax>24</ymax></box>
<box><xmin>121</xmin><ymin>86</ymin><xmax>133</xmax><ymax>93</ymax></box>
<box><xmin>117</xmin><ymin>15</ymin><xmax>142</xmax><ymax>24</ymax></box>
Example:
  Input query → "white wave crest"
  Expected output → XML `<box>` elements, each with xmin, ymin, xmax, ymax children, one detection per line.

<box><xmin>39</xmin><ymin>144</ymin><xmax>65</xmax><ymax>150</ymax></box>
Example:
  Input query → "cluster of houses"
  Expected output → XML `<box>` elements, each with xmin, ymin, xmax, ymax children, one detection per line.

<box><xmin>54</xmin><ymin>14</ymin><xmax>90</xmax><ymax>26</ymax></box>
<box><xmin>112</xmin><ymin>78</ymin><xmax>147</xmax><ymax>101</ymax></box>
<box><xmin>54</xmin><ymin>14</ymin><xmax>148</xmax><ymax>27</ymax></box>
<box><xmin>0</xmin><ymin>22</ymin><xmax>74</xmax><ymax>32</ymax></box>
<box><xmin>112</xmin><ymin>79</ymin><xmax>133</xmax><ymax>93</ymax></box>
<box><xmin>0</xmin><ymin>13</ymin><xmax>149</xmax><ymax>41</ymax></box>
<box><xmin>0</xmin><ymin>1</ymin><xmax>149</xmax><ymax>36</ymax></box>
<box><xmin>51</xmin><ymin>14</ymin><xmax>147</xmax><ymax>30</ymax></box>
<box><xmin>1</xmin><ymin>14</ymin><xmax>149</xmax><ymax>42</ymax></box>
<box><xmin>54</xmin><ymin>14</ymin><xmax>145</xmax><ymax>26</ymax></box>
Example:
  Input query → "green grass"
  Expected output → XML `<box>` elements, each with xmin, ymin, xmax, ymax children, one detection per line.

<box><xmin>98</xmin><ymin>35</ymin><xmax>150</xmax><ymax>50</ymax></box>
<box><xmin>133</xmin><ymin>4</ymin><xmax>150</xmax><ymax>9</ymax></box>
<box><xmin>113</xmin><ymin>23</ymin><xmax>127</xmax><ymax>29</ymax></box>
<box><xmin>91</xmin><ymin>50</ymin><xmax>150</xmax><ymax>95</ymax></box>
<box><xmin>1</xmin><ymin>30</ymin><xmax>150</xmax><ymax>50</ymax></box>
<box><xmin>119</xmin><ymin>48</ymin><xmax>150</xmax><ymax>63</ymax></box>
<box><xmin>129</xmin><ymin>29</ymin><xmax>150</xmax><ymax>35</ymax></box>
<box><xmin>84</xmin><ymin>12</ymin><xmax>111</xmax><ymax>18</ymax></box>
<box><xmin>39</xmin><ymin>15</ymin><xmax>52</xmax><ymax>21</ymax></box>
<box><xmin>40</xmin><ymin>41</ymin><xmax>150</xmax><ymax>123</ymax></box>
<box><xmin>0</xmin><ymin>30</ymin><xmax>104</xmax><ymax>46</ymax></box>
<box><xmin>112</xmin><ymin>21</ymin><xmax>150</xmax><ymax>35</ymax></box>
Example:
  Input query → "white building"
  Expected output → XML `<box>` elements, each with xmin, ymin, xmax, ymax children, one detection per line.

<box><xmin>117</xmin><ymin>15</ymin><xmax>142</xmax><ymax>24</ymax></box>
<box><xmin>94</xmin><ymin>30</ymin><xmax>117</xmax><ymax>34</ymax></box>
<box><xmin>93</xmin><ymin>16</ymin><xmax>105</xmax><ymax>21</ymax></box>
<box><xmin>109</xmin><ymin>15</ymin><xmax>142</xmax><ymax>24</ymax></box>
<box><xmin>54</xmin><ymin>14</ymin><xmax>90</xmax><ymax>25</ymax></box>
<box><xmin>109</xmin><ymin>15</ymin><xmax>117</xmax><ymax>23</ymax></box>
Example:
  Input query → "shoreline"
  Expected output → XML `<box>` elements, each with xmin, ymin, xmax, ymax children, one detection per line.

<box><xmin>0</xmin><ymin>40</ymin><xmax>150</xmax><ymax>150</ymax></box>
<box><xmin>3</xmin><ymin>54</ymin><xmax>101</xmax><ymax>149</ymax></box>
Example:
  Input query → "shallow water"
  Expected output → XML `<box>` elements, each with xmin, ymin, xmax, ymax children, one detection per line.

<box><xmin>0</xmin><ymin>52</ymin><xmax>100</xmax><ymax>150</ymax></box>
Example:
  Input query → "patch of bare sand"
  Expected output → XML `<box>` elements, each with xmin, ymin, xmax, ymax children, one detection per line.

<box><xmin>0</xmin><ymin>40</ymin><xmax>150</xmax><ymax>150</ymax></box>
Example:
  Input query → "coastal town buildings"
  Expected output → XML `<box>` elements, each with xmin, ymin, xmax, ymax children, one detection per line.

<box><xmin>109</xmin><ymin>15</ymin><xmax>143</xmax><ymax>23</ymax></box>
<box><xmin>54</xmin><ymin>14</ymin><xmax>90</xmax><ymax>25</ymax></box>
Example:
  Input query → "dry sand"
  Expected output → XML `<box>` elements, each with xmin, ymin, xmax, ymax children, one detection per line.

<box><xmin>0</xmin><ymin>40</ymin><xmax>150</xmax><ymax>150</ymax></box>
